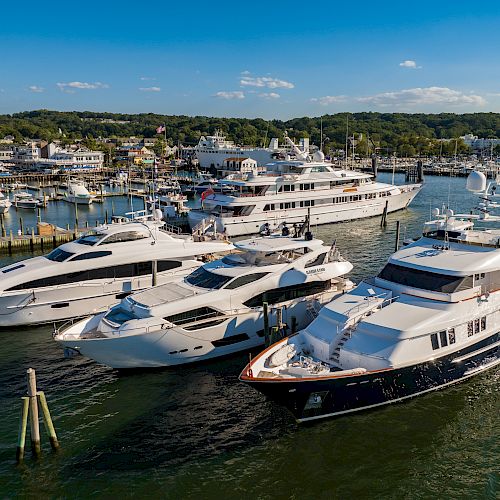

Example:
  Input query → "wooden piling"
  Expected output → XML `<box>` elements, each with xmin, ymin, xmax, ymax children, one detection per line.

<box><xmin>30</xmin><ymin>229</ymin><xmax>35</xmax><ymax>252</ymax></box>
<box><xmin>26</xmin><ymin>368</ymin><xmax>41</xmax><ymax>456</ymax></box>
<box><xmin>380</xmin><ymin>200</ymin><xmax>388</xmax><ymax>227</ymax></box>
<box><xmin>395</xmin><ymin>220</ymin><xmax>401</xmax><ymax>252</ymax></box>
<box><xmin>16</xmin><ymin>397</ymin><xmax>29</xmax><ymax>463</ymax></box>
<box><xmin>105</xmin><ymin>209</ymin><xmax>109</xmax><ymax>224</ymax></box>
<box><xmin>152</xmin><ymin>260</ymin><xmax>158</xmax><ymax>286</ymax></box>
<box><xmin>263</xmin><ymin>301</ymin><xmax>270</xmax><ymax>346</ymax></box>
<box><xmin>37</xmin><ymin>392</ymin><xmax>59</xmax><ymax>451</ymax></box>
<box><xmin>19</xmin><ymin>217</ymin><xmax>24</xmax><ymax>235</ymax></box>
<box><xmin>0</xmin><ymin>213</ymin><xmax>5</xmax><ymax>237</ymax></box>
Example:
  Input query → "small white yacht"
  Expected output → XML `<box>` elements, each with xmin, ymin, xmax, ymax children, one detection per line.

<box><xmin>0</xmin><ymin>215</ymin><xmax>232</xmax><ymax>327</ymax></box>
<box><xmin>0</xmin><ymin>191</ymin><xmax>11</xmax><ymax>214</ymax></box>
<box><xmin>188</xmin><ymin>138</ymin><xmax>422</xmax><ymax>237</ymax></box>
<box><xmin>54</xmin><ymin>229</ymin><xmax>354</xmax><ymax>368</ymax></box>
<box><xmin>241</xmin><ymin>172</ymin><xmax>500</xmax><ymax>422</ymax></box>
<box><xmin>63</xmin><ymin>180</ymin><xmax>94</xmax><ymax>205</ymax></box>
<box><xmin>13</xmin><ymin>192</ymin><xmax>41</xmax><ymax>209</ymax></box>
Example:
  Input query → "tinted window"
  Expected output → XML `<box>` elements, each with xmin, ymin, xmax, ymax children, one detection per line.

<box><xmin>46</xmin><ymin>248</ymin><xmax>74</xmax><ymax>262</ymax></box>
<box><xmin>2</xmin><ymin>264</ymin><xmax>25</xmax><ymax>273</ymax></box>
<box><xmin>378</xmin><ymin>263</ymin><xmax>473</xmax><ymax>293</ymax></box>
<box><xmin>71</xmin><ymin>251</ymin><xmax>112</xmax><ymax>261</ymax></box>
<box><xmin>430</xmin><ymin>333</ymin><xmax>439</xmax><ymax>350</ymax></box>
<box><xmin>305</xmin><ymin>252</ymin><xmax>326</xmax><ymax>268</ymax></box>
<box><xmin>244</xmin><ymin>280</ymin><xmax>331</xmax><ymax>308</ymax></box>
<box><xmin>165</xmin><ymin>306</ymin><xmax>222</xmax><ymax>326</ymax></box>
<box><xmin>212</xmin><ymin>333</ymin><xmax>249</xmax><ymax>347</ymax></box>
<box><xmin>75</xmin><ymin>232</ymin><xmax>103</xmax><ymax>246</ymax></box>
<box><xmin>185</xmin><ymin>267</ymin><xmax>232</xmax><ymax>289</ymax></box>
<box><xmin>157</xmin><ymin>260</ymin><xmax>182</xmax><ymax>272</ymax></box>
<box><xmin>225</xmin><ymin>272</ymin><xmax>269</xmax><ymax>290</ymax></box>
<box><xmin>101</xmin><ymin>231</ymin><xmax>148</xmax><ymax>244</ymax></box>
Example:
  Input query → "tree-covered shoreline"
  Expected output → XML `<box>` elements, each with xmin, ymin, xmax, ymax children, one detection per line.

<box><xmin>1</xmin><ymin>110</ymin><xmax>500</xmax><ymax>156</ymax></box>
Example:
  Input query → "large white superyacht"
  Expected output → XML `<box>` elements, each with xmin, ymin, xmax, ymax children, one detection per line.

<box><xmin>241</xmin><ymin>172</ymin><xmax>500</xmax><ymax>422</ymax></box>
<box><xmin>188</xmin><ymin>143</ymin><xmax>422</xmax><ymax>237</ymax></box>
<box><xmin>54</xmin><ymin>227</ymin><xmax>354</xmax><ymax>368</ymax></box>
<box><xmin>0</xmin><ymin>212</ymin><xmax>232</xmax><ymax>327</ymax></box>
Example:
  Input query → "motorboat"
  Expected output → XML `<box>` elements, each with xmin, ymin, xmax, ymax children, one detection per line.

<box><xmin>63</xmin><ymin>180</ymin><xmax>94</xmax><ymax>205</ymax></box>
<box><xmin>0</xmin><ymin>212</ymin><xmax>232</xmax><ymax>326</ymax></box>
<box><xmin>0</xmin><ymin>191</ymin><xmax>11</xmax><ymax>214</ymax></box>
<box><xmin>240</xmin><ymin>172</ymin><xmax>500</xmax><ymax>422</ymax></box>
<box><xmin>13</xmin><ymin>192</ymin><xmax>41</xmax><ymax>209</ymax></box>
<box><xmin>54</xmin><ymin>227</ymin><xmax>354</xmax><ymax>368</ymax></box>
<box><xmin>188</xmin><ymin>136</ymin><xmax>422</xmax><ymax>237</ymax></box>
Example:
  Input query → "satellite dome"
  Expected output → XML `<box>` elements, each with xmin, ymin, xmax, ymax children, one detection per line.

<box><xmin>466</xmin><ymin>170</ymin><xmax>487</xmax><ymax>192</ymax></box>
<box><xmin>313</xmin><ymin>150</ymin><xmax>325</xmax><ymax>162</ymax></box>
<box><xmin>153</xmin><ymin>208</ymin><xmax>163</xmax><ymax>221</ymax></box>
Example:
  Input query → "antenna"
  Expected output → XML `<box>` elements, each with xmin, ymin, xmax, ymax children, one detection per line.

<box><xmin>320</xmin><ymin>116</ymin><xmax>323</xmax><ymax>153</ymax></box>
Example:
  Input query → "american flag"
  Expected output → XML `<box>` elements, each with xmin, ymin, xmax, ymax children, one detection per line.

<box><xmin>156</xmin><ymin>125</ymin><xmax>166</xmax><ymax>134</ymax></box>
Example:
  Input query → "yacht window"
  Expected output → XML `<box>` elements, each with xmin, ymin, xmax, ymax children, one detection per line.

<box><xmin>305</xmin><ymin>252</ymin><xmax>327</xmax><ymax>268</ymax></box>
<box><xmin>467</xmin><ymin>321</ymin><xmax>474</xmax><ymax>337</ymax></box>
<box><xmin>165</xmin><ymin>306</ymin><xmax>223</xmax><ymax>326</ymax></box>
<box><xmin>481</xmin><ymin>316</ymin><xmax>486</xmax><ymax>331</ymax></box>
<box><xmin>474</xmin><ymin>318</ymin><xmax>480</xmax><ymax>334</ymax></box>
<box><xmin>263</xmin><ymin>204</ymin><xmax>275</xmax><ymax>211</ymax></box>
<box><xmin>46</xmin><ymin>248</ymin><xmax>75</xmax><ymax>262</ymax></box>
<box><xmin>70</xmin><ymin>251</ymin><xmax>112</xmax><ymax>261</ymax></box>
<box><xmin>430</xmin><ymin>333</ymin><xmax>439</xmax><ymax>350</ymax></box>
<box><xmin>448</xmin><ymin>328</ymin><xmax>456</xmax><ymax>344</ymax></box>
<box><xmin>244</xmin><ymin>280</ymin><xmax>331</xmax><ymax>307</ymax></box>
<box><xmin>158</xmin><ymin>260</ymin><xmax>182</xmax><ymax>272</ymax></box>
<box><xmin>104</xmin><ymin>306</ymin><xmax>135</xmax><ymax>326</ymax></box>
<box><xmin>439</xmin><ymin>330</ymin><xmax>448</xmax><ymax>347</ymax></box>
<box><xmin>212</xmin><ymin>333</ymin><xmax>249</xmax><ymax>347</ymax></box>
<box><xmin>283</xmin><ymin>184</ymin><xmax>295</xmax><ymax>192</ymax></box>
<box><xmin>378</xmin><ymin>263</ymin><xmax>473</xmax><ymax>293</ymax></box>
<box><xmin>2</xmin><ymin>264</ymin><xmax>25</xmax><ymax>273</ymax></box>
<box><xmin>185</xmin><ymin>267</ymin><xmax>232</xmax><ymax>289</ymax></box>
<box><xmin>225</xmin><ymin>272</ymin><xmax>269</xmax><ymax>290</ymax></box>
<box><xmin>101</xmin><ymin>231</ymin><xmax>149</xmax><ymax>244</ymax></box>
<box><xmin>75</xmin><ymin>231</ymin><xmax>104</xmax><ymax>246</ymax></box>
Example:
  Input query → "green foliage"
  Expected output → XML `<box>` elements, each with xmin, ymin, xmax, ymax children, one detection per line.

<box><xmin>0</xmin><ymin>110</ymin><xmax>499</xmax><ymax>156</ymax></box>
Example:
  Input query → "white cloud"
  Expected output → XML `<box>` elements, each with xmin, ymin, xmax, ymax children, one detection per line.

<box><xmin>139</xmin><ymin>86</ymin><xmax>161</xmax><ymax>92</ymax></box>
<box><xmin>357</xmin><ymin>86</ymin><xmax>486</xmax><ymax>107</ymax></box>
<box><xmin>399</xmin><ymin>60</ymin><xmax>421</xmax><ymax>69</ymax></box>
<box><xmin>214</xmin><ymin>91</ymin><xmax>245</xmax><ymax>100</ymax></box>
<box><xmin>310</xmin><ymin>95</ymin><xmax>347</xmax><ymax>106</ymax></box>
<box><xmin>259</xmin><ymin>92</ymin><xmax>280</xmax><ymax>99</ymax></box>
<box><xmin>57</xmin><ymin>81</ymin><xmax>109</xmax><ymax>92</ymax></box>
<box><xmin>28</xmin><ymin>85</ymin><xmax>44</xmax><ymax>93</ymax></box>
<box><xmin>140</xmin><ymin>76</ymin><xmax>156</xmax><ymax>81</ymax></box>
<box><xmin>240</xmin><ymin>76</ymin><xmax>294</xmax><ymax>89</ymax></box>
<box><xmin>240</xmin><ymin>70</ymin><xmax>251</xmax><ymax>75</ymax></box>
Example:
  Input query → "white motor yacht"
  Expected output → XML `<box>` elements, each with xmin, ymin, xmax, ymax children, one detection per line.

<box><xmin>54</xmin><ymin>229</ymin><xmax>354</xmax><ymax>368</ymax></box>
<box><xmin>0</xmin><ymin>191</ymin><xmax>11</xmax><ymax>214</ymax></box>
<box><xmin>241</xmin><ymin>172</ymin><xmax>500</xmax><ymax>422</ymax></box>
<box><xmin>13</xmin><ymin>192</ymin><xmax>41</xmax><ymax>209</ymax></box>
<box><xmin>188</xmin><ymin>139</ymin><xmax>422</xmax><ymax>237</ymax></box>
<box><xmin>0</xmin><ymin>215</ymin><xmax>232</xmax><ymax>327</ymax></box>
<box><xmin>63</xmin><ymin>180</ymin><xmax>94</xmax><ymax>205</ymax></box>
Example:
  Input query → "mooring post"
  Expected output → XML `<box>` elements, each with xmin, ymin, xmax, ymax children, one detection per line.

<box><xmin>380</xmin><ymin>200</ymin><xmax>388</xmax><ymax>227</ymax></box>
<box><xmin>105</xmin><ymin>209</ymin><xmax>109</xmax><ymax>224</ymax></box>
<box><xmin>37</xmin><ymin>392</ymin><xmax>59</xmax><ymax>451</ymax></box>
<box><xmin>263</xmin><ymin>301</ymin><xmax>270</xmax><ymax>346</ymax></box>
<box><xmin>30</xmin><ymin>228</ymin><xmax>35</xmax><ymax>252</ymax></box>
<box><xmin>26</xmin><ymin>368</ymin><xmax>41</xmax><ymax>456</ymax></box>
<box><xmin>16</xmin><ymin>396</ymin><xmax>29</xmax><ymax>463</ymax></box>
<box><xmin>37</xmin><ymin>208</ymin><xmax>41</xmax><ymax>224</ymax></box>
<box><xmin>395</xmin><ymin>220</ymin><xmax>401</xmax><ymax>252</ymax></box>
<box><xmin>19</xmin><ymin>217</ymin><xmax>24</xmax><ymax>235</ymax></box>
<box><xmin>0</xmin><ymin>213</ymin><xmax>5</xmax><ymax>237</ymax></box>
<box><xmin>152</xmin><ymin>260</ymin><xmax>158</xmax><ymax>286</ymax></box>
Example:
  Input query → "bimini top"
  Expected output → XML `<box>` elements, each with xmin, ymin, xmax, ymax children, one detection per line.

<box><xmin>388</xmin><ymin>236</ymin><xmax>500</xmax><ymax>276</ymax></box>
<box><xmin>234</xmin><ymin>235</ymin><xmax>324</xmax><ymax>253</ymax></box>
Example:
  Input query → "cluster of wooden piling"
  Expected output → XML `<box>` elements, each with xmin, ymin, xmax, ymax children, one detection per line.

<box><xmin>262</xmin><ymin>302</ymin><xmax>296</xmax><ymax>347</ymax></box>
<box><xmin>17</xmin><ymin>368</ymin><xmax>59</xmax><ymax>463</ymax></box>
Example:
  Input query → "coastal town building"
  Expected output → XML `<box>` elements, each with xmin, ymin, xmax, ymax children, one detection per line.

<box><xmin>461</xmin><ymin>134</ymin><xmax>500</xmax><ymax>153</ymax></box>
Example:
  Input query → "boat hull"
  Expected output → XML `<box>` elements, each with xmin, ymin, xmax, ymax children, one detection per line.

<box><xmin>189</xmin><ymin>186</ymin><xmax>421</xmax><ymax>237</ymax></box>
<box><xmin>241</xmin><ymin>332</ymin><xmax>499</xmax><ymax>422</ymax></box>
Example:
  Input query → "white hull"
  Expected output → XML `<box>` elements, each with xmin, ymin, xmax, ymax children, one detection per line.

<box><xmin>189</xmin><ymin>187</ymin><xmax>420</xmax><ymax>237</ymax></box>
<box><xmin>0</xmin><ymin>268</ymin><xmax>193</xmax><ymax>327</ymax></box>
<box><xmin>196</xmin><ymin>149</ymin><xmax>276</xmax><ymax>169</ymax></box>
<box><xmin>57</xmin><ymin>290</ymin><xmax>341</xmax><ymax>368</ymax></box>
<box><xmin>63</xmin><ymin>195</ymin><xmax>93</xmax><ymax>205</ymax></box>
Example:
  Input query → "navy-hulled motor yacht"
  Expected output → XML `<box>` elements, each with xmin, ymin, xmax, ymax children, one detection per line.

<box><xmin>240</xmin><ymin>173</ymin><xmax>500</xmax><ymax>422</ymax></box>
<box><xmin>0</xmin><ymin>214</ymin><xmax>232</xmax><ymax>327</ymax></box>
<box><xmin>54</xmin><ymin>231</ymin><xmax>354</xmax><ymax>368</ymax></box>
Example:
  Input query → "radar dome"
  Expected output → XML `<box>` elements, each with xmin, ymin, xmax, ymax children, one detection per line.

<box><xmin>466</xmin><ymin>170</ymin><xmax>487</xmax><ymax>192</ymax></box>
<box><xmin>313</xmin><ymin>150</ymin><xmax>325</xmax><ymax>162</ymax></box>
<box><xmin>153</xmin><ymin>208</ymin><xmax>163</xmax><ymax>221</ymax></box>
<box><xmin>431</xmin><ymin>208</ymin><xmax>440</xmax><ymax>218</ymax></box>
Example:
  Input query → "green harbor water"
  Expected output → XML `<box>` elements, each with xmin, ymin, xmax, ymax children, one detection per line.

<box><xmin>0</xmin><ymin>174</ymin><xmax>498</xmax><ymax>498</ymax></box>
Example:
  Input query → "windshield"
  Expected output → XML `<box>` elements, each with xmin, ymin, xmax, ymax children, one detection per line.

<box><xmin>75</xmin><ymin>231</ymin><xmax>104</xmax><ymax>246</ymax></box>
<box><xmin>185</xmin><ymin>266</ymin><xmax>232</xmax><ymax>289</ymax></box>
<box><xmin>46</xmin><ymin>248</ymin><xmax>75</xmax><ymax>262</ymax></box>
<box><xmin>378</xmin><ymin>263</ymin><xmax>473</xmax><ymax>293</ymax></box>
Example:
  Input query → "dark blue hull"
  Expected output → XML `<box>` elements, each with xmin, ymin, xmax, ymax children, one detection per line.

<box><xmin>243</xmin><ymin>333</ymin><xmax>499</xmax><ymax>422</ymax></box>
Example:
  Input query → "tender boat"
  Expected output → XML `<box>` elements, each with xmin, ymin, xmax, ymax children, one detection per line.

<box><xmin>0</xmin><ymin>213</ymin><xmax>232</xmax><ymax>327</ymax></box>
<box><xmin>54</xmin><ymin>227</ymin><xmax>354</xmax><ymax>368</ymax></box>
<box><xmin>240</xmin><ymin>172</ymin><xmax>500</xmax><ymax>422</ymax></box>
<box><xmin>13</xmin><ymin>192</ymin><xmax>41</xmax><ymax>209</ymax></box>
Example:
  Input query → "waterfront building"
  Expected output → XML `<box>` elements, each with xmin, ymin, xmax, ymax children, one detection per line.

<box><xmin>461</xmin><ymin>133</ymin><xmax>500</xmax><ymax>154</ymax></box>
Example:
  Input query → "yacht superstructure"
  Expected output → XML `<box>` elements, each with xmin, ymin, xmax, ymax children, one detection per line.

<box><xmin>240</xmin><ymin>173</ymin><xmax>499</xmax><ymax>421</ymax></box>
<box><xmin>54</xmin><ymin>231</ymin><xmax>354</xmax><ymax>368</ymax></box>
<box><xmin>0</xmin><ymin>216</ymin><xmax>232</xmax><ymax>326</ymax></box>
<box><xmin>188</xmin><ymin>156</ymin><xmax>422</xmax><ymax>237</ymax></box>
<box><xmin>63</xmin><ymin>180</ymin><xmax>94</xmax><ymax>205</ymax></box>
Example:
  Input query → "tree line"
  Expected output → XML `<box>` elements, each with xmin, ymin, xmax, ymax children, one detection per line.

<box><xmin>1</xmin><ymin>110</ymin><xmax>500</xmax><ymax>156</ymax></box>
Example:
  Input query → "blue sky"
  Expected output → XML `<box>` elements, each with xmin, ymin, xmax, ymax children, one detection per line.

<box><xmin>1</xmin><ymin>0</ymin><xmax>500</xmax><ymax>119</ymax></box>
